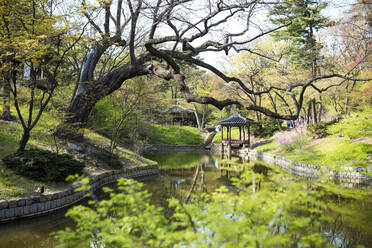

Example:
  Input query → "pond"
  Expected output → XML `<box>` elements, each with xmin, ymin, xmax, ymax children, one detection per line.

<box><xmin>0</xmin><ymin>151</ymin><xmax>371</xmax><ymax>247</ymax></box>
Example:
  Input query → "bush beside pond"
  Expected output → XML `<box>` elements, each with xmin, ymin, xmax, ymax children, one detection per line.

<box><xmin>307</xmin><ymin>122</ymin><xmax>330</xmax><ymax>138</ymax></box>
<box><xmin>2</xmin><ymin>149</ymin><xmax>84</xmax><ymax>182</ymax></box>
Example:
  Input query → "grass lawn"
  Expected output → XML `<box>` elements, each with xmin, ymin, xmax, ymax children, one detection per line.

<box><xmin>0</xmin><ymin>120</ymin><xmax>69</xmax><ymax>199</ymax></box>
<box><xmin>146</xmin><ymin>124</ymin><xmax>203</xmax><ymax>145</ymax></box>
<box><xmin>256</xmin><ymin>137</ymin><xmax>371</xmax><ymax>168</ymax></box>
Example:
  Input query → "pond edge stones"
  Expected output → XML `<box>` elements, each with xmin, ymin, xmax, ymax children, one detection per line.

<box><xmin>238</xmin><ymin>148</ymin><xmax>372</xmax><ymax>186</ymax></box>
<box><xmin>0</xmin><ymin>163</ymin><xmax>158</xmax><ymax>222</ymax></box>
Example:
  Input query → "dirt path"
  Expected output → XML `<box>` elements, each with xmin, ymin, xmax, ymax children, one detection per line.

<box><xmin>350</xmin><ymin>136</ymin><xmax>372</xmax><ymax>145</ymax></box>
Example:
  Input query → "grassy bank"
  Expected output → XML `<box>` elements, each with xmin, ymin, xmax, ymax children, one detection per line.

<box><xmin>255</xmin><ymin>112</ymin><xmax>372</xmax><ymax>168</ymax></box>
<box><xmin>144</xmin><ymin>124</ymin><xmax>203</xmax><ymax>145</ymax></box>
<box><xmin>90</xmin><ymin>96</ymin><xmax>204</xmax><ymax>146</ymax></box>
<box><xmin>0</xmin><ymin>84</ymin><xmax>202</xmax><ymax>199</ymax></box>
<box><xmin>0</xmin><ymin>113</ymin><xmax>154</xmax><ymax>200</ymax></box>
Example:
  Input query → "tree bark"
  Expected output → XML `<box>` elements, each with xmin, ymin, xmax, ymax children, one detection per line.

<box><xmin>312</xmin><ymin>98</ymin><xmax>317</xmax><ymax>123</ymax></box>
<box><xmin>57</xmin><ymin>61</ymin><xmax>152</xmax><ymax>140</ymax></box>
<box><xmin>307</xmin><ymin>102</ymin><xmax>312</xmax><ymax>124</ymax></box>
<box><xmin>193</xmin><ymin>103</ymin><xmax>202</xmax><ymax>129</ymax></box>
<box><xmin>201</xmin><ymin>105</ymin><xmax>207</xmax><ymax>128</ymax></box>
<box><xmin>70</xmin><ymin>43</ymin><xmax>110</xmax><ymax>103</ymax></box>
<box><xmin>317</xmin><ymin>96</ymin><xmax>322</xmax><ymax>122</ymax></box>
<box><xmin>17</xmin><ymin>129</ymin><xmax>30</xmax><ymax>153</ymax></box>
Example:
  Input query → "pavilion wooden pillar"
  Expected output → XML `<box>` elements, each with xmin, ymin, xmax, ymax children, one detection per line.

<box><xmin>243</xmin><ymin>125</ymin><xmax>246</xmax><ymax>147</ymax></box>
<box><xmin>221</xmin><ymin>126</ymin><xmax>224</xmax><ymax>154</ymax></box>
<box><xmin>239</xmin><ymin>126</ymin><xmax>241</xmax><ymax>141</ymax></box>
<box><xmin>228</xmin><ymin>126</ymin><xmax>232</xmax><ymax>159</ymax></box>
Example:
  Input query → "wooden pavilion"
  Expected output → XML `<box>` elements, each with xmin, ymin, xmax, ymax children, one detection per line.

<box><xmin>164</xmin><ymin>105</ymin><xmax>197</xmax><ymax>126</ymax></box>
<box><xmin>217</xmin><ymin>113</ymin><xmax>255</xmax><ymax>154</ymax></box>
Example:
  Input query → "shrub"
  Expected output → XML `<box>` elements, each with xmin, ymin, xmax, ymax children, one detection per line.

<box><xmin>92</xmin><ymin>148</ymin><xmax>123</xmax><ymax>169</ymax></box>
<box><xmin>307</xmin><ymin>122</ymin><xmax>329</xmax><ymax>138</ymax></box>
<box><xmin>56</xmin><ymin>178</ymin><xmax>328</xmax><ymax>248</ymax></box>
<box><xmin>252</xmin><ymin>118</ymin><xmax>281</xmax><ymax>138</ymax></box>
<box><xmin>2</xmin><ymin>149</ymin><xmax>84</xmax><ymax>182</ymax></box>
<box><xmin>278</xmin><ymin>128</ymin><xmax>308</xmax><ymax>151</ymax></box>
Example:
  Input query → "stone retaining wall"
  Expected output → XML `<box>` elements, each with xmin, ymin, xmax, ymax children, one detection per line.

<box><xmin>238</xmin><ymin>148</ymin><xmax>372</xmax><ymax>185</ymax></box>
<box><xmin>0</xmin><ymin>164</ymin><xmax>158</xmax><ymax>222</ymax></box>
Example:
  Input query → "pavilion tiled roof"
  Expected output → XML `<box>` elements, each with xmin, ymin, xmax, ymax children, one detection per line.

<box><xmin>217</xmin><ymin>113</ymin><xmax>255</xmax><ymax>126</ymax></box>
<box><xmin>165</xmin><ymin>106</ymin><xmax>195</xmax><ymax>114</ymax></box>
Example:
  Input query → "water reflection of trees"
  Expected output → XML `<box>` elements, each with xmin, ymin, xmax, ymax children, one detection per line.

<box><xmin>145</xmin><ymin>152</ymin><xmax>372</xmax><ymax>246</ymax></box>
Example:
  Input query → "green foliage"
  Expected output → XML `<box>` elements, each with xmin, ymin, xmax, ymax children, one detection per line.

<box><xmin>56</xmin><ymin>175</ymin><xmax>329</xmax><ymax>248</ymax></box>
<box><xmin>252</xmin><ymin>118</ymin><xmax>281</xmax><ymax>138</ymax></box>
<box><xmin>269</xmin><ymin>0</ymin><xmax>328</xmax><ymax>68</ymax></box>
<box><xmin>88</xmin><ymin>76</ymin><xmax>169</xmax><ymax>146</ymax></box>
<box><xmin>89</xmin><ymin>84</ymin><xmax>204</xmax><ymax>146</ymax></box>
<box><xmin>56</xmin><ymin>178</ymin><xmax>175</xmax><ymax>248</ymax></box>
<box><xmin>2</xmin><ymin>149</ymin><xmax>84</xmax><ymax>182</ymax></box>
<box><xmin>91</xmin><ymin>148</ymin><xmax>123</xmax><ymax>169</ymax></box>
<box><xmin>307</xmin><ymin>122</ymin><xmax>329</xmax><ymax>138</ymax></box>
<box><xmin>282</xmin><ymin>137</ymin><xmax>309</xmax><ymax>152</ymax></box>
<box><xmin>90</xmin><ymin>97</ymin><xmax>121</xmax><ymax>132</ymax></box>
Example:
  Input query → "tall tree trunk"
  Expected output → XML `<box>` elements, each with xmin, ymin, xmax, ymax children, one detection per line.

<box><xmin>307</xmin><ymin>102</ymin><xmax>312</xmax><ymax>124</ymax></box>
<box><xmin>201</xmin><ymin>105</ymin><xmax>207</xmax><ymax>128</ymax></box>
<box><xmin>17</xmin><ymin>129</ymin><xmax>30</xmax><ymax>153</ymax></box>
<box><xmin>268</xmin><ymin>92</ymin><xmax>282</xmax><ymax>130</ymax></box>
<box><xmin>317</xmin><ymin>96</ymin><xmax>322</xmax><ymax>122</ymax></box>
<box><xmin>57</xmin><ymin>60</ymin><xmax>152</xmax><ymax>140</ymax></box>
<box><xmin>70</xmin><ymin>43</ymin><xmax>109</xmax><ymax>103</ymax></box>
<box><xmin>302</xmin><ymin>107</ymin><xmax>307</xmax><ymax>123</ymax></box>
<box><xmin>344</xmin><ymin>80</ymin><xmax>356</xmax><ymax>115</ymax></box>
<box><xmin>193</xmin><ymin>103</ymin><xmax>202</xmax><ymax>129</ymax></box>
<box><xmin>312</xmin><ymin>98</ymin><xmax>317</xmax><ymax>123</ymax></box>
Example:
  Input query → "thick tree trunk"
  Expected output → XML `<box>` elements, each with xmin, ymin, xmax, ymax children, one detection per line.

<box><xmin>70</xmin><ymin>43</ymin><xmax>109</xmax><ymax>103</ymax></box>
<box><xmin>57</xmin><ymin>61</ymin><xmax>152</xmax><ymax>140</ymax></box>
<box><xmin>17</xmin><ymin>129</ymin><xmax>30</xmax><ymax>153</ymax></box>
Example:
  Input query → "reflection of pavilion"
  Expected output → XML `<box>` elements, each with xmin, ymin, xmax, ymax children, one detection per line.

<box><xmin>148</xmin><ymin>152</ymin><xmax>246</xmax><ymax>203</ymax></box>
<box><xmin>217</xmin><ymin>113</ymin><xmax>255</xmax><ymax>157</ymax></box>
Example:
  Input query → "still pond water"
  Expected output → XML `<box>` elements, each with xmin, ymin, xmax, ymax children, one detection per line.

<box><xmin>0</xmin><ymin>151</ymin><xmax>371</xmax><ymax>248</ymax></box>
